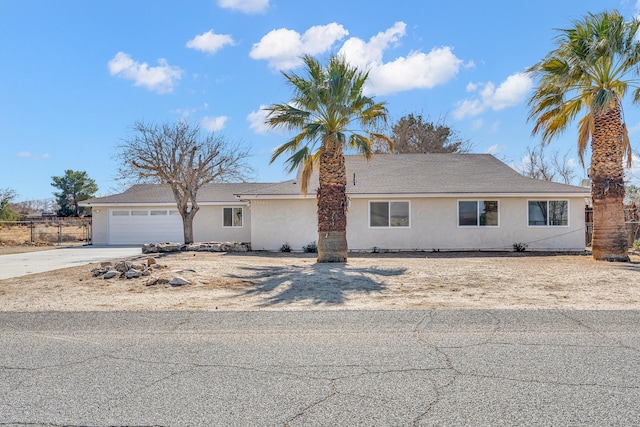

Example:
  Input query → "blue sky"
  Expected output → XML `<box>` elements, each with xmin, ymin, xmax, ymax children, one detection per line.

<box><xmin>2</xmin><ymin>0</ymin><xmax>639</xmax><ymax>201</ymax></box>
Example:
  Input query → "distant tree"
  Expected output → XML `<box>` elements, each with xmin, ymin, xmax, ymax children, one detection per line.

<box><xmin>51</xmin><ymin>170</ymin><xmax>98</xmax><ymax>217</ymax></box>
<box><xmin>0</xmin><ymin>188</ymin><xmax>19</xmax><ymax>222</ymax></box>
<box><xmin>13</xmin><ymin>198</ymin><xmax>57</xmax><ymax>215</ymax></box>
<box><xmin>376</xmin><ymin>114</ymin><xmax>472</xmax><ymax>154</ymax></box>
<box><xmin>518</xmin><ymin>143</ymin><xmax>576</xmax><ymax>185</ymax></box>
<box><xmin>117</xmin><ymin>120</ymin><xmax>252</xmax><ymax>244</ymax></box>
<box><xmin>625</xmin><ymin>184</ymin><xmax>640</xmax><ymax>204</ymax></box>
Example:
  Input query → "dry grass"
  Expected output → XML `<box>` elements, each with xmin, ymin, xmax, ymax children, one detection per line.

<box><xmin>0</xmin><ymin>222</ymin><xmax>88</xmax><ymax>248</ymax></box>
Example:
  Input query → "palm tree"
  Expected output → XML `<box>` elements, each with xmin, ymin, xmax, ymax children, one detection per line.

<box><xmin>265</xmin><ymin>54</ymin><xmax>391</xmax><ymax>262</ymax></box>
<box><xmin>528</xmin><ymin>10</ymin><xmax>639</xmax><ymax>261</ymax></box>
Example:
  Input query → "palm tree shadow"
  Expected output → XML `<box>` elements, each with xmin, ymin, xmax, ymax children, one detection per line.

<box><xmin>227</xmin><ymin>262</ymin><xmax>406</xmax><ymax>307</ymax></box>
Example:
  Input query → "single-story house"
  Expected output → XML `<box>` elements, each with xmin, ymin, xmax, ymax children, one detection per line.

<box><xmin>81</xmin><ymin>153</ymin><xmax>590</xmax><ymax>251</ymax></box>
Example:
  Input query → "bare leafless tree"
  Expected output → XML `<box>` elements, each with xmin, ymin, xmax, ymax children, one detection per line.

<box><xmin>116</xmin><ymin>120</ymin><xmax>252</xmax><ymax>244</ymax></box>
<box><xmin>518</xmin><ymin>143</ymin><xmax>576</xmax><ymax>184</ymax></box>
<box><xmin>0</xmin><ymin>188</ymin><xmax>17</xmax><ymax>203</ymax></box>
<box><xmin>550</xmin><ymin>150</ymin><xmax>576</xmax><ymax>185</ymax></box>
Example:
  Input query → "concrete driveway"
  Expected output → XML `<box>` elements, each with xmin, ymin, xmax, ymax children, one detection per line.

<box><xmin>0</xmin><ymin>246</ymin><xmax>142</xmax><ymax>280</ymax></box>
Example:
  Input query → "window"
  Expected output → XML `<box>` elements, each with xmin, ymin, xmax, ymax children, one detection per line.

<box><xmin>131</xmin><ymin>210</ymin><xmax>148</xmax><ymax>216</ymax></box>
<box><xmin>223</xmin><ymin>207</ymin><xmax>243</xmax><ymax>227</ymax></box>
<box><xmin>528</xmin><ymin>200</ymin><xmax>568</xmax><ymax>226</ymax></box>
<box><xmin>369</xmin><ymin>201</ymin><xmax>410</xmax><ymax>227</ymax></box>
<box><xmin>150</xmin><ymin>210</ymin><xmax>167</xmax><ymax>216</ymax></box>
<box><xmin>458</xmin><ymin>201</ymin><xmax>499</xmax><ymax>227</ymax></box>
<box><xmin>112</xmin><ymin>210</ymin><xmax>129</xmax><ymax>216</ymax></box>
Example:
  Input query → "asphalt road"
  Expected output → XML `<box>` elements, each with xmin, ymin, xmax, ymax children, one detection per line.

<box><xmin>0</xmin><ymin>310</ymin><xmax>638</xmax><ymax>426</ymax></box>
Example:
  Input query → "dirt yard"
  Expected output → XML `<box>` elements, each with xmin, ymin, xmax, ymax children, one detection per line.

<box><xmin>1</xmin><ymin>249</ymin><xmax>639</xmax><ymax>312</ymax></box>
<box><xmin>0</xmin><ymin>221</ymin><xmax>89</xmax><ymax>246</ymax></box>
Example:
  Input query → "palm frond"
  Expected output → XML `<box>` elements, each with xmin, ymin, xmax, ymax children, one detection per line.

<box><xmin>577</xmin><ymin>113</ymin><xmax>593</xmax><ymax>167</ymax></box>
<box><xmin>622</xmin><ymin>123</ymin><xmax>633</xmax><ymax>168</ymax></box>
<box><xmin>264</xmin><ymin>54</ymin><xmax>389</xmax><ymax>194</ymax></box>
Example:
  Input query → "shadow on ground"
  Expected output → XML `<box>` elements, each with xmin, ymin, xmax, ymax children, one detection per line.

<box><xmin>227</xmin><ymin>262</ymin><xmax>406</xmax><ymax>307</ymax></box>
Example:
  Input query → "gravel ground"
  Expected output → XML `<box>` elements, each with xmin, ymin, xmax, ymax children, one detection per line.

<box><xmin>1</xmin><ymin>250</ymin><xmax>639</xmax><ymax>311</ymax></box>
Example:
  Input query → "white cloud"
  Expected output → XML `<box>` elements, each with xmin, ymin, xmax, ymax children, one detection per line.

<box><xmin>186</xmin><ymin>30</ymin><xmax>235</xmax><ymax>54</ymax></box>
<box><xmin>200</xmin><ymin>116</ymin><xmax>228</xmax><ymax>132</ymax></box>
<box><xmin>218</xmin><ymin>0</ymin><xmax>268</xmax><ymax>14</ymax></box>
<box><xmin>338</xmin><ymin>22</ymin><xmax>406</xmax><ymax>69</ymax></box>
<box><xmin>247</xmin><ymin>106</ymin><xmax>271</xmax><ymax>134</ymax></box>
<box><xmin>471</xmin><ymin>119</ymin><xmax>484</xmax><ymax>130</ymax></box>
<box><xmin>108</xmin><ymin>52</ymin><xmax>183</xmax><ymax>94</ymax></box>
<box><xmin>368</xmin><ymin>48</ymin><xmax>464</xmax><ymax>96</ymax></box>
<box><xmin>18</xmin><ymin>151</ymin><xmax>49</xmax><ymax>159</ymax></box>
<box><xmin>336</xmin><ymin>22</ymin><xmax>464</xmax><ymax>95</ymax></box>
<box><xmin>250</xmin><ymin>23</ymin><xmax>349</xmax><ymax>69</ymax></box>
<box><xmin>485</xmin><ymin>144</ymin><xmax>502</xmax><ymax>155</ymax></box>
<box><xmin>453</xmin><ymin>99</ymin><xmax>484</xmax><ymax>120</ymax></box>
<box><xmin>453</xmin><ymin>72</ymin><xmax>532</xmax><ymax>119</ymax></box>
<box><xmin>490</xmin><ymin>73</ymin><xmax>533</xmax><ymax>110</ymax></box>
<box><xmin>626</xmin><ymin>154</ymin><xmax>640</xmax><ymax>182</ymax></box>
<box><xmin>250</xmin><ymin>21</ymin><xmax>466</xmax><ymax>95</ymax></box>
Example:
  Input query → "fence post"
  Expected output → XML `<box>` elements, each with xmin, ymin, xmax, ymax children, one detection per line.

<box><xmin>58</xmin><ymin>222</ymin><xmax>62</xmax><ymax>245</ymax></box>
<box><xmin>30</xmin><ymin>221</ymin><xmax>34</xmax><ymax>244</ymax></box>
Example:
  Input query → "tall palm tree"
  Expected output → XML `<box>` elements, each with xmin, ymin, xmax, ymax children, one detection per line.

<box><xmin>528</xmin><ymin>10</ymin><xmax>639</xmax><ymax>261</ymax></box>
<box><xmin>265</xmin><ymin>54</ymin><xmax>391</xmax><ymax>262</ymax></box>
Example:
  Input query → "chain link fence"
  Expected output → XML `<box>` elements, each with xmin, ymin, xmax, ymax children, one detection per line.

<box><xmin>0</xmin><ymin>218</ymin><xmax>91</xmax><ymax>246</ymax></box>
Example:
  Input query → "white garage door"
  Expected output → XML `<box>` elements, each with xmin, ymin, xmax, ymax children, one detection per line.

<box><xmin>108</xmin><ymin>209</ymin><xmax>184</xmax><ymax>244</ymax></box>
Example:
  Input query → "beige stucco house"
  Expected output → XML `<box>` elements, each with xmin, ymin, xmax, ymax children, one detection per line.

<box><xmin>81</xmin><ymin>154</ymin><xmax>590</xmax><ymax>252</ymax></box>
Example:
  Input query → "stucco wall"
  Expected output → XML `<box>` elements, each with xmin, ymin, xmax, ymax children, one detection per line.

<box><xmin>90</xmin><ymin>208</ymin><xmax>109</xmax><ymax>245</ymax></box>
<box><xmin>248</xmin><ymin>198</ymin><xmax>317</xmax><ymax>251</ymax></box>
<box><xmin>92</xmin><ymin>196</ymin><xmax>587</xmax><ymax>251</ymax></box>
<box><xmin>346</xmin><ymin>197</ymin><xmax>586</xmax><ymax>251</ymax></box>
<box><xmin>193</xmin><ymin>205</ymin><xmax>251</xmax><ymax>243</ymax></box>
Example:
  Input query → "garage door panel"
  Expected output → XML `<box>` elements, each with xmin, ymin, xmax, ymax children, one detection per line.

<box><xmin>108</xmin><ymin>209</ymin><xmax>183</xmax><ymax>244</ymax></box>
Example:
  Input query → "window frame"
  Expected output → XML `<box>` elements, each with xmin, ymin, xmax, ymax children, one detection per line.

<box><xmin>527</xmin><ymin>199</ymin><xmax>569</xmax><ymax>227</ymax></box>
<box><xmin>222</xmin><ymin>206</ymin><xmax>244</xmax><ymax>228</ymax></box>
<box><xmin>457</xmin><ymin>200</ymin><xmax>500</xmax><ymax>228</ymax></box>
<box><xmin>368</xmin><ymin>200</ymin><xmax>411</xmax><ymax>228</ymax></box>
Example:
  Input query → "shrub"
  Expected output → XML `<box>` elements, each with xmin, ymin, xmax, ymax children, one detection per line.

<box><xmin>633</xmin><ymin>239</ymin><xmax>640</xmax><ymax>250</ymax></box>
<box><xmin>280</xmin><ymin>242</ymin><xmax>291</xmax><ymax>252</ymax></box>
<box><xmin>303</xmin><ymin>241</ymin><xmax>318</xmax><ymax>253</ymax></box>
<box><xmin>513</xmin><ymin>242</ymin><xmax>528</xmax><ymax>252</ymax></box>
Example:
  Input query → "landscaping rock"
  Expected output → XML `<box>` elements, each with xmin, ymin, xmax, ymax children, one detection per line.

<box><xmin>92</xmin><ymin>266</ymin><xmax>105</xmax><ymax>277</ymax></box>
<box><xmin>103</xmin><ymin>270</ymin><xmax>119</xmax><ymax>279</ymax></box>
<box><xmin>142</xmin><ymin>242</ymin><xmax>251</xmax><ymax>254</ymax></box>
<box><xmin>114</xmin><ymin>261</ymin><xmax>133</xmax><ymax>273</ymax></box>
<box><xmin>126</xmin><ymin>268</ymin><xmax>142</xmax><ymax>279</ymax></box>
<box><xmin>170</xmin><ymin>276</ymin><xmax>191</xmax><ymax>287</ymax></box>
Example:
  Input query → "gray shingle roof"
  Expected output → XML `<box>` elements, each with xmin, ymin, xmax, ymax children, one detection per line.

<box><xmin>82</xmin><ymin>182</ymin><xmax>275</xmax><ymax>205</ymax></box>
<box><xmin>83</xmin><ymin>154</ymin><xmax>589</xmax><ymax>205</ymax></box>
<box><xmin>237</xmin><ymin>154</ymin><xmax>590</xmax><ymax>197</ymax></box>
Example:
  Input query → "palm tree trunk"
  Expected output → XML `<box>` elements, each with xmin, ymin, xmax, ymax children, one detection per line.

<box><xmin>316</xmin><ymin>136</ymin><xmax>348</xmax><ymax>262</ymax></box>
<box><xmin>590</xmin><ymin>104</ymin><xmax>629</xmax><ymax>261</ymax></box>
